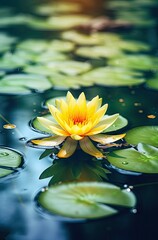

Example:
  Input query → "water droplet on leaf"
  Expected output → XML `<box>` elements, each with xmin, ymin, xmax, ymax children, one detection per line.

<box><xmin>122</xmin><ymin>161</ymin><xmax>128</xmax><ymax>165</ymax></box>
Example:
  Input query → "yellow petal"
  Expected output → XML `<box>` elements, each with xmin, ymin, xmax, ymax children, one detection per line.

<box><xmin>48</xmin><ymin>104</ymin><xmax>61</xmax><ymax>122</ymax></box>
<box><xmin>71</xmin><ymin>134</ymin><xmax>84</xmax><ymax>140</ymax></box>
<box><xmin>37</xmin><ymin>116</ymin><xmax>55</xmax><ymax>132</ymax></box>
<box><xmin>88</xmin><ymin>114</ymin><xmax>119</xmax><ymax>135</ymax></box>
<box><xmin>79</xmin><ymin>137</ymin><xmax>103</xmax><ymax>158</ymax></box>
<box><xmin>31</xmin><ymin>136</ymin><xmax>66</xmax><ymax>147</ymax></box>
<box><xmin>49</xmin><ymin>125</ymin><xmax>68</xmax><ymax>136</ymax></box>
<box><xmin>89</xmin><ymin>133</ymin><xmax>126</xmax><ymax>144</ymax></box>
<box><xmin>91</xmin><ymin>104</ymin><xmax>108</xmax><ymax>126</ymax></box>
<box><xmin>57</xmin><ymin>137</ymin><xmax>78</xmax><ymax>158</ymax></box>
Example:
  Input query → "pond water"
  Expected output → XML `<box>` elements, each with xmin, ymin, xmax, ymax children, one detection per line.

<box><xmin>0</xmin><ymin>0</ymin><xmax>158</xmax><ymax>239</ymax></box>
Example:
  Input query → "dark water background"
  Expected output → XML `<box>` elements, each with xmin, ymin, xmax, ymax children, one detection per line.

<box><xmin>0</xmin><ymin>0</ymin><xmax>158</xmax><ymax>239</ymax></box>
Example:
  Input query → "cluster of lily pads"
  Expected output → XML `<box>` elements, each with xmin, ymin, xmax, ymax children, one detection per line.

<box><xmin>0</xmin><ymin>1</ymin><xmax>158</xmax><ymax>93</ymax></box>
<box><xmin>1</xmin><ymin>1</ymin><xmax>158</xmax><ymax>221</ymax></box>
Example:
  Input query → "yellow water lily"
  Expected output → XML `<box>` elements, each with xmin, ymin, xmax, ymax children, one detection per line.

<box><xmin>32</xmin><ymin>92</ymin><xmax>125</xmax><ymax>158</ymax></box>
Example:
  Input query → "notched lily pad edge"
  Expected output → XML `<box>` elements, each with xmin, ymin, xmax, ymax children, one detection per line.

<box><xmin>0</xmin><ymin>146</ymin><xmax>26</xmax><ymax>181</ymax></box>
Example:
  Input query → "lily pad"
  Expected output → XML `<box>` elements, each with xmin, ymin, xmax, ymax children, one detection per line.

<box><xmin>146</xmin><ymin>77</ymin><xmax>158</xmax><ymax>90</ymax></box>
<box><xmin>104</xmin><ymin>115</ymin><xmax>128</xmax><ymax>132</ymax></box>
<box><xmin>107</xmin><ymin>143</ymin><xmax>158</xmax><ymax>173</ymax></box>
<box><xmin>17</xmin><ymin>39</ymin><xmax>48</xmax><ymax>53</ymax></box>
<box><xmin>0</xmin><ymin>74</ymin><xmax>52</xmax><ymax>94</ymax></box>
<box><xmin>125</xmin><ymin>126</ymin><xmax>158</xmax><ymax>147</ymax></box>
<box><xmin>108</xmin><ymin>55</ymin><xmax>158</xmax><ymax>71</ymax></box>
<box><xmin>48</xmin><ymin>40</ymin><xmax>75</xmax><ymax>52</ymax></box>
<box><xmin>76</xmin><ymin>46</ymin><xmax>120</xmax><ymax>59</ymax></box>
<box><xmin>0</xmin><ymin>147</ymin><xmax>24</xmax><ymax>178</ymax></box>
<box><xmin>37</xmin><ymin>182</ymin><xmax>136</xmax><ymax>219</ymax></box>
<box><xmin>61</xmin><ymin>31</ymin><xmax>120</xmax><ymax>45</ymax></box>
<box><xmin>0</xmin><ymin>33</ymin><xmax>17</xmax><ymax>53</ymax></box>
<box><xmin>47</xmin><ymin>15</ymin><xmax>91</xmax><ymax>30</ymax></box>
<box><xmin>0</xmin><ymin>52</ymin><xmax>28</xmax><ymax>70</ymax></box>
<box><xmin>35</xmin><ymin>2</ymin><xmax>81</xmax><ymax>15</ymax></box>
<box><xmin>30</xmin><ymin>114</ymin><xmax>54</xmax><ymax>134</ymax></box>
<box><xmin>0</xmin><ymin>85</ymin><xmax>31</xmax><ymax>95</ymax></box>
<box><xmin>47</xmin><ymin>61</ymin><xmax>92</xmax><ymax>76</ymax></box>
<box><xmin>81</xmin><ymin>67</ymin><xmax>145</xmax><ymax>86</ymax></box>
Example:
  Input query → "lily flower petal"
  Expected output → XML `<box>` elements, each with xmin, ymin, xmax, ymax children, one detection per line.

<box><xmin>49</xmin><ymin>125</ymin><xmax>69</xmax><ymax>136</ymax></box>
<box><xmin>89</xmin><ymin>133</ymin><xmax>126</xmax><ymax>144</ymax></box>
<box><xmin>37</xmin><ymin>116</ymin><xmax>56</xmax><ymax>131</ymax></box>
<box><xmin>57</xmin><ymin>137</ymin><xmax>78</xmax><ymax>158</ymax></box>
<box><xmin>88</xmin><ymin>114</ymin><xmax>119</xmax><ymax>135</ymax></box>
<box><xmin>71</xmin><ymin>134</ymin><xmax>84</xmax><ymax>140</ymax></box>
<box><xmin>31</xmin><ymin>136</ymin><xmax>66</xmax><ymax>147</ymax></box>
<box><xmin>79</xmin><ymin>137</ymin><xmax>103</xmax><ymax>158</ymax></box>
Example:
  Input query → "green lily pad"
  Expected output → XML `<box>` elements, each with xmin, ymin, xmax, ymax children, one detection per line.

<box><xmin>61</xmin><ymin>31</ymin><xmax>120</xmax><ymax>45</ymax></box>
<box><xmin>146</xmin><ymin>77</ymin><xmax>158</xmax><ymax>90</ymax></box>
<box><xmin>0</xmin><ymin>147</ymin><xmax>24</xmax><ymax>178</ymax></box>
<box><xmin>108</xmin><ymin>55</ymin><xmax>158</xmax><ymax>71</ymax></box>
<box><xmin>47</xmin><ymin>61</ymin><xmax>92</xmax><ymax>76</ymax></box>
<box><xmin>30</xmin><ymin>114</ymin><xmax>54</xmax><ymax>134</ymax></box>
<box><xmin>125</xmin><ymin>126</ymin><xmax>158</xmax><ymax>147</ymax></box>
<box><xmin>0</xmin><ymin>52</ymin><xmax>28</xmax><ymax>70</ymax></box>
<box><xmin>0</xmin><ymin>74</ymin><xmax>52</xmax><ymax>93</ymax></box>
<box><xmin>0</xmin><ymin>85</ymin><xmax>31</xmax><ymax>94</ymax></box>
<box><xmin>17</xmin><ymin>39</ymin><xmax>48</xmax><ymax>53</ymax></box>
<box><xmin>47</xmin><ymin>40</ymin><xmax>75</xmax><ymax>52</ymax></box>
<box><xmin>37</xmin><ymin>182</ymin><xmax>136</xmax><ymax>219</ymax></box>
<box><xmin>104</xmin><ymin>115</ymin><xmax>128</xmax><ymax>132</ymax></box>
<box><xmin>117</xmin><ymin>40</ymin><xmax>150</xmax><ymax>52</ymax></box>
<box><xmin>47</xmin><ymin>15</ymin><xmax>91</xmax><ymax>30</ymax></box>
<box><xmin>0</xmin><ymin>33</ymin><xmax>17</xmax><ymax>53</ymax></box>
<box><xmin>81</xmin><ymin>67</ymin><xmax>145</xmax><ymax>86</ymax></box>
<box><xmin>76</xmin><ymin>46</ymin><xmax>120</xmax><ymax>59</ymax></box>
<box><xmin>35</xmin><ymin>2</ymin><xmax>81</xmax><ymax>15</ymax></box>
<box><xmin>0</xmin><ymin>15</ymin><xmax>28</xmax><ymax>27</ymax></box>
<box><xmin>107</xmin><ymin>143</ymin><xmax>158</xmax><ymax>173</ymax></box>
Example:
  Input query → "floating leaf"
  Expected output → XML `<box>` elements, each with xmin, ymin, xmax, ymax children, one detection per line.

<box><xmin>35</xmin><ymin>2</ymin><xmax>81</xmax><ymax>15</ymax></box>
<box><xmin>35</xmin><ymin>51</ymin><xmax>68</xmax><ymax>63</ymax></box>
<box><xmin>47</xmin><ymin>15</ymin><xmax>91</xmax><ymax>30</ymax></box>
<box><xmin>61</xmin><ymin>31</ymin><xmax>120</xmax><ymax>45</ymax></box>
<box><xmin>125</xmin><ymin>126</ymin><xmax>158</xmax><ymax>147</ymax></box>
<box><xmin>0</xmin><ymin>147</ymin><xmax>24</xmax><ymax>178</ymax></box>
<box><xmin>81</xmin><ymin>67</ymin><xmax>145</xmax><ymax>86</ymax></box>
<box><xmin>107</xmin><ymin>143</ymin><xmax>158</xmax><ymax>173</ymax></box>
<box><xmin>47</xmin><ymin>40</ymin><xmax>75</xmax><ymax>52</ymax></box>
<box><xmin>146</xmin><ymin>77</ymin><xmax>158</xmax><ymax>90</ymax></box>
<box><xmin>0</xmin><ymin>33</ymin><xmax>17</xmax><ymax>53</ymax></box>
<box><xmin>104</xmin><ymin>115</ymin><xmax>128</xmax><ymax>132</ymax></box>
<box><xmin>37</xmin><ymin>182</ymin><xmax>136</xmax><ymax>219</ymax></box>
<box><xmin>117</xmin><ymin>40</ymin><xmax>150</xmax><ymax>52</ymax></box>
<box><xmin>0</xmin><ymin>52</ymin><xmax>28</xmax><ymax>70</ymax></box>
<box><xmin>0</xmin><ymin>85</ymin><xmax>31</xmax><ymax>94</ymax></box>
<box><xmin>17</xmin><ymin>39</ymin><xmax>48</xmax><ymax>53</ymax></box>
<box><xmin>76</xmin><ymin>46</ymin><xmax>120</xmax><ymax>59</ymax></box>
<box><xmin>0</xmin><ymin>74</ymin><xmax>52</xmax><ymax>93</ymax></box>
<box><xmin>47</xmin><ymin>61</ymin><xmax>92</xmax><ymax>76</ymax></box>
<box><xmin>108</xmin><ymin>55</ymin><xmax>158</xmax><ymax>71</ymax></box>
<box><xmin>30</xmin><ymin>114</ymin><xmax>54</xmax><ymax>134</ymax></box>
